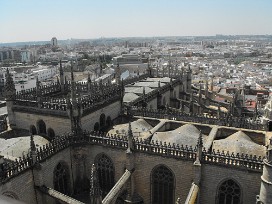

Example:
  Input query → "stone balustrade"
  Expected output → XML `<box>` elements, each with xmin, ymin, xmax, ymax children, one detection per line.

<box><xmin>0</xmin><ymin>131</ymin><xmax>264</xmax><ymax>184</ymax></box>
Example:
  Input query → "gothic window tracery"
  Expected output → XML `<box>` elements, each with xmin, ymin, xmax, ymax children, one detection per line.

<box><xmin>100</xmin><ymin>113</ymin><xmax>106</xmax><ymax>128</ymax></box>
<box><xmin>217</xmin><ymin>179</ymin><xmax>241</xmax><ymax>204</ymax></box>
<box><xmin>95</xmin><ymin>153</ymin><xmax>115</xmax><ymax>197</ymax></box>
<box><xmin>47</xmin><ymin>128</ymin><xmax>55</xmax><ymax>139</ymax></box>
<box><xmin>37</xmin><ymin>120</ymin><xmax>46</xmax><ymax>135</ymax></box>
<box><xmin>30</xmin><ymin>125</ymin><xmax>37</xmax><ymax>135</ymax></box>
<box><xmin>94</xmin><ymin>122</ymin><xmax>100</xmax><ymax>131</ymax></box>
<box><xmin>54</xmin><ymin>162</ymin><xmax>70</xmax><ymax>195</ymax></box>
<box><xmin>151</xmin><ymin>165</ymin><xmax>175</xmax><ymax>204</ymax></box>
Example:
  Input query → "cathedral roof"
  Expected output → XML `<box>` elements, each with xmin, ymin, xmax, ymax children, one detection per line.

<box><xmin>212</xmin><ymin>131</ymin><xmax>266</xmax><ymax>157</ymax></box>
<box><xmin>0</xmin><ymin>135</ymin><xmax>49</xmax><ymax>160</ymax></box>
<box><xmin>123</xmin><ymin>92</ymin><xmax>140</xmax><ymax>103</ymax></box>
<box><xmin>107</xmin><ymin>119</ymin><xmax>153</xmax><ymax>137</ymax></box>
<box><xmin>151</xmin><ymin>124</ymin><xmax>208</xmax><ymax>147</ymax></box>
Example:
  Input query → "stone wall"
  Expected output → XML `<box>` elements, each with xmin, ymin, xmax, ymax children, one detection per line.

<box><xmin>0</xmin><ymin>169</ymin><xmax>36</xmax><ymax>204</ymax></box>
<box><xmin>13</xmin><ymin>111</ymin><xmax>71</xmax><ymax>136</ymax></box>
<box><xmin>77</xmin><ymin>144</ymin><xmax>194</xmax><ymax>203</ymax></box>
<box><xmin>200</xmin><ymin>164</ymin><xmax>261</xmax><ymax>204</ymax></box>
<box><xmin>0</xmin><ymin>141</ymin><xmax>264</xmax><ymax>204</ymax></box>
<box><xmin>81</xmin><ymin>101</ymin><xmax>121</xmax><ymax>131</ymax></box>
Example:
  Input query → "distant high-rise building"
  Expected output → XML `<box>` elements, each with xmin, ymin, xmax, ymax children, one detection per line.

<box><xmin>51</xmin><ymin>37</ymin><xmax>58</xmax><ymax>46</ymax></box>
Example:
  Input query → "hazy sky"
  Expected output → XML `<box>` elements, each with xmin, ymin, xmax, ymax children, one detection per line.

<box><xmin>1</xmin><ymin>0</ymin><xmax>272</xmax><ymax>43</ymax></box>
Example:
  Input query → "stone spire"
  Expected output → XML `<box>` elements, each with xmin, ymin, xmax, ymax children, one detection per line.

<box><xmin>4</xmin><ymin>69</ymin><xmax>16</xmax><ymax>128</ymax></box>
<box><xmin>87</xmin><ymin>72</ymin><xmax>92</xmax><ymax>93</ymax></box>
<box><xmin>186</xmin><ymin>64</ymin><xmax>192</xmax><ymax>93</ymax></box>
<box><xmin>59</xmin><ymin>60</ymin><xmax>64</xmax><ymax>85</ymax></box>
<box><xmin>198</xmin><ymin>84</ymin><xmax>202</xmax><ymax>104</ymax></box>
<box><xmin>257</xmin><ymin>137</ymin><xmax>272</xmax><ymax>203</ymax></box>
<box><xmin>30</xmin><ymin>132</ymin><xmax>36</xmax><ymax>152</ymax></box>
<box><xmin>89</xmin><ymin>164</ymin><xmax>102</xmax><ymax>204</ymax></box>
<box><xmin>36</xmin><ymin>77</ymin><xmax>41</xmax><ymax>97</ymax></box>
<box><xmin>126</xmin><ymin>121</ymin><xmax>134</xmax><ymax>154</ymax></box>
<box><xmin>142</xmin><ymin>86</ymin><xmax>146</xmax><ymax>96</ymax></box>
<box><xmin>211</xmin><ymin>76</ymin><xmax>214</xmax><ymax>93</ymax></box>
<box><xmin>217</xmin><ymin>104</ymin><xmax>221</xmax><ymax>119</ymax></box>
<box><xmin>115</xmin><ymin>63</ymin><xmax>121</xmax><ymax>84</ymax></box>
<box><xmin>30</xmin><ymin>133</ymin><xmax>37</xmax><ymax>163</ymax></box>
<box><xmin>4</xmin><ymin>68</ymin><xmax>16</xmax><ymax>100</ymax></box>
<box><xmin>205</xmin><ymin>78</ymin><xmax>209</xmax><ymax>98</ymax></box>
<box><xmin>70</xmin><ymin>61</ymin><xmax>76</xmax><ymax>104</ymax></box>
<box><xmin>68</xmin><ymin>61</ymin><xmax>82</xmax><ymax>135</ymax></box>
<box><xmin>254</xmin><ymin>100</ymin><xmax>258</xmax><ymax>120</ymax></box>
<box><xmin>189</xmin><ymin>91</ymin><xmax>194</xmax><ymax>114</ymax></box>
<box><xmin>194</xmin><ymin>130</ymin><xmax>203</xmax><ymax>167</ymax></box>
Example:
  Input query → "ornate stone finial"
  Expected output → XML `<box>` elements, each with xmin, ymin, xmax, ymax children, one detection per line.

<box><xmin>30</xmin><ymin>132</ymin><xmax>36</xmax><ymax>152</ymax></box>
<box><xmin>60</xmin><ymin>60</ymin><xmax>63</xmax><ymax>75</ymax></box>
<box><xmin>205</xmin><ymin>78</ymin><xmax>209</xmax><ymax>98</ymax></box>
<box><xmin>88</xmin><ymin>72</ymin><xmax>91</xmax><ymax>83</ymax></box>
<box><xmin>4</xmin><ymin>68</ymin><xmax>16</xmax><ymax>100</ymax></box>
<box><xmin>197</xmin><ymin>131</ymin><xmax>203</xmax><ymax>148</ymax></box>
<box><xmin>30</xmin><ymin>132</ymin><xmax>37</xmax><ymax>163</ymax></box>
<box><xmin>217</xmin><ymin>104</ymin><xmax>221</xmax><ymax>119</ymax></box>
<box><xmin>198</xmin><ymin>84</ymin><xmax>202</xmax><ymax>103</ymax></box>
<box><xmin>70</xmin><ymin>61</ymin><xmax>76</xmax><ymax>103</ymax></box>
<box><xmin>90</xmin><ymin>164</ymin><xmax>102</xmax><ymax>203</ymax></box>
<box><xmin>147</xmin><ymin>58</ymin><xmax>152</xmax><ymax>76</ymax></box>
<box><xmin>59</xmin><ymin>60</ymin><xmax>64</xmax><ymax>87</ymax></box>
<box><xmin>71</xmin><ymin>61</ymin><xmax>75</xmax><ymax>82</ymax></box>
<box><xmin>36</xmin><ymin>77</ymin><xmax>41</xmax><ymax>96</ymax></box>
<box><xmin>115</xmin><ymin>63</ymin><xmax>121</xmax><ymax>84</ymax></box>
<box><xmin>254</xmin><ymin>100</ymin><xmax>258</xmax><ymax>120</ymax></box>
<box><xmin>194</xmin><ymin>131</ymin><xmax>203</xmax><ymax>164</ymax></box>
<box><xmin>126</xmin><ymin>121</ymin><xmax>134</xmax><ymax>154</ymax></box>
<box><xmin>211</xmin><ymin>76</ymin><xmax>214</xmax><ymax>93</ymax></box>
<box><xmin>143</xmin><ymin>86</ymin><xmax>146</xmax><ymax>96</ymax></box>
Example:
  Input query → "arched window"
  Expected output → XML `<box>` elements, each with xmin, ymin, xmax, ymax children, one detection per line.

<box><xmin>217</xmin><ymin>179</ymin><xmax>241</xmax><ymax>204</ymax></box>
<box><xmin>37</xmin><ymin>120</ymin><xmax>46</xmax><ymax>135</ymax></box>
<box><xmin>151</xmin><ymin>165</ymin><xmax>175</xmax><ymax>204</ymax></box>
<box><xmin>54</xmin><ymin>162</ymin><xmax>70</xmax><ymax>195</ymax></box>
<box><xmin>47</xmin><ymin>128</ymin><xmax>55</xmax><ymax>139</ymax></box>
<box><xmin>100</xmin><ymin>114</ymin><xmax>106</xmax><ymax>128</ymax></box>
<box><xmin>106</xmin><ymin>116</ymin><xmax>112</xmax><ymax>127</ymax></box>
<box><xmin>94</xmin><ymin>122</ymin><xmax>100</xmax><ymax>131</ymax></box>
<box><xmin>30</xmin><ymin>125</ymin><xmax>37</xmax><ymax>135</ymax></box>
<box><xmin>95</xmin><ymin>153</ymin><xmax>115</xmax><ymax>197</ymax></box>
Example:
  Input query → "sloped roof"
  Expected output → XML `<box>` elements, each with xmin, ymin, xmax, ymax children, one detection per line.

<box><xmin>0</xmin><ymin>135</ymin><xmax>49</xmax><ymax>160</ymax></box>
<box><xmin>123</xmin><ymin>92</ymin><xmax>140</xmax><ymax>103</ymax></box>
<box><xmin>212</xmin><ymin>131</ymin><xmax>266</xmax><ymax>157</ymax></box>
<box><xmin>108</xmin><ymin>119</ymin><xmax>153</xmax><ymax>137</ymax></box>
<box><xmin>151</xmin><ymin>124</ymin><xmax>207</xmax><ymax>147</ymax></box>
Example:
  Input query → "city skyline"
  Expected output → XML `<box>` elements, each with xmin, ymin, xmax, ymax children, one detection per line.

<box><xmin>1</xmin><ymin>0</ymin><xmax>272</xmax><ymax>43</ymax></box>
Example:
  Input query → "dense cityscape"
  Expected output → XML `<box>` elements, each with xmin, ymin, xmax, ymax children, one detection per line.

<box><xmin>1</xmin><ymin>0</ymin><xmax>272</xmax><ymax>204</ymax></box>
